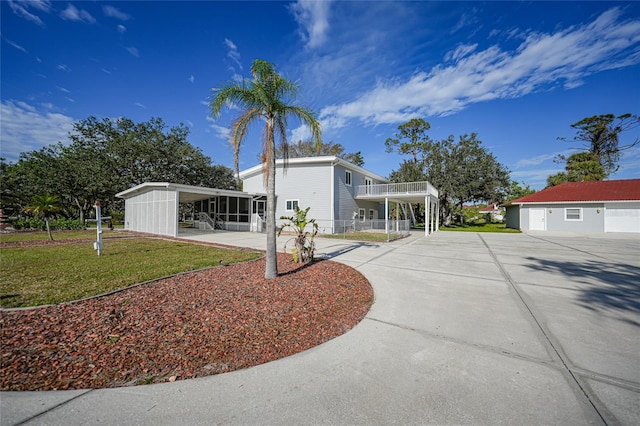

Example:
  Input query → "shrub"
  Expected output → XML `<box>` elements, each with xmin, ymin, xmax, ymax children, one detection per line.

<box><xmin>50</xmin><ymin>218</ymin><xmax>86</xmax><ymax>230</ymax></box>
<box><xmin>278</xmin><ymin>205</ymin><xmax>318</xmax><ymax>263</ymax></box>
<box><xmin>13</xmin><ymin>218</ymin><xmax>46</xmax><ymax>231</ymax></box>
<box><xmin>11</xmin><ymin>218</ymin><xmax>85</xmax><ymax>231</ymax></box>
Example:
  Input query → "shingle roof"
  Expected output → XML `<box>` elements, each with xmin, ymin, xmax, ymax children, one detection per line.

<box><xmin>506</xmin><ymin>179</ymin><xmax>640</xmax><ymax>204</ymax></box>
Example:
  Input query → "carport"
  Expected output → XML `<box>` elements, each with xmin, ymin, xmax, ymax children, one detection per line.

<box><xmin>116</xmin><ymin>182</ymin><xmax>265</xmax><ymax>237</ymax></box>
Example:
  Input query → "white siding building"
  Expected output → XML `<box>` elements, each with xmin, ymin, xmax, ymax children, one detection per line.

<box><xmin>117</xmin><ymin>156</ymin><xmax>440</xmax><ymax>237</ymax></box>
<box><xmin>240</xmin><ymin>156</ymin><xmax>439</xmax><ymax>235</ymax></box>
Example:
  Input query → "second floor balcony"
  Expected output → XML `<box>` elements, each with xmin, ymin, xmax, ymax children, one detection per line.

<box><xmin>355</xmin><ymin>181</ymin><xmax>438</xmax><ymax>200</ymax></box>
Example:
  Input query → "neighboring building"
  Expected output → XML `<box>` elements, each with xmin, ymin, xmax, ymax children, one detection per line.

<box><xmin>478</xmin><ymin>203</ymin><xmax>504</xmax><ymax>222</ymax></box>
<box><xmin>116</xmin><ymin>156</ymin><xmax>440</xmax><ymax>237</ymax></box>
<box><xmin>503</xmin><ymin>179</ymin><xmax>640</xmax><ymax>233</ymax></box>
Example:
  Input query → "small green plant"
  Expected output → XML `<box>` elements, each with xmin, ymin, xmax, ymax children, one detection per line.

<box><xmin>277</xmin><ymin>205</ymin><xmax>318</xmax><ymax>263</ymax></box>
<box><xmin>24</xmin><ymin>194</ymin><xmax>62</xmax><ymax>240</ymax></box>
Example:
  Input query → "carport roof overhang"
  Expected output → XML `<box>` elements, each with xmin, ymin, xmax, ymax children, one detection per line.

<box><xmin>115</xmin><ymin>182</ymin><xmax>266</xmax><ymax>203</ymax></box>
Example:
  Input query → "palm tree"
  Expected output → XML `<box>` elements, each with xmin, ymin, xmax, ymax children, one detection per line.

<box><xmin>210</xmin><ymin>59</ymin><xmax>321</xmax><ymax>279</ymax></box>
<box><xmin>25</xmin><ymin>194</ymin><xmax>62</xmax><ymax>241</ymax></box>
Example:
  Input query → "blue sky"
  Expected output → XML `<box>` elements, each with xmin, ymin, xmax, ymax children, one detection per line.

<box><xmin>2</xmin><ymin>1</ymin><xmax>639</xmax><ymax>190</ymax></box>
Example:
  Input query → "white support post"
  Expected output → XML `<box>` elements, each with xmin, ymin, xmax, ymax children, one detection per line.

<box><xmin>431</xmin><ymin>198</ymin><xmax>435</xmax><ymax>234</ymax></box>
<box><xmin>94</xmin><ymin>202</ymin><xmax>103</xmax><ymax>256</ymax></box>
<box><xmin>425</xmin><ymin>196</ymin><xmax>430</xmax><ymax>236</ymax></box>
<box><xmin>436</xmin><ymin>198</ymin><xmax>440</xmax><ymax>231</ymax></box>
<box><xmin>409</xmin><ymin>203</ymin><xmax>417</xmax><ymax>227</ymax></box>
<box><xmin>385</xmin><ymin>197</ymin><xmax>389</xmax><ymax>237</ymax></box>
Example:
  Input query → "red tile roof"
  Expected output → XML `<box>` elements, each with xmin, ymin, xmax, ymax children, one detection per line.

<box><xmin>506</xmin><ymin>179</ymin><xmax>640</xmax><ymax>204</ymax></box>
<box><xmin>479</xmin><ymin>203</ymin><xmax>499</xmax><ymax>212</ymax></box>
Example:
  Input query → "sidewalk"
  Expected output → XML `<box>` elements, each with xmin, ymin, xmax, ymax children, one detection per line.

<box><xmin>2</xmin><ymin>230</ymin><xmax>639</xmax><ymax>425</ymax></box>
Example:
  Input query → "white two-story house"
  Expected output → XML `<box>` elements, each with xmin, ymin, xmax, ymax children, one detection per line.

<box><xmin>117</xmin><ymin>156</ymin><xmax>439</xmax><ymax>238</ymax></box>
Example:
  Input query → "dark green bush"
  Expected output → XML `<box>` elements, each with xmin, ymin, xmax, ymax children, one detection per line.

<box><xmin>11</xmin><ymin>218</ymin><xmax>86</xmax><ymax>231</ymax></box>
<box><xmin>12</xmin><ymin>218</ymin><xmax>45</xmax><ymax>230</ymax></box>
<box><xmin>51</xmin><ymin>218</ymin><xmax>86</xmax><ymax>230</ymax></box>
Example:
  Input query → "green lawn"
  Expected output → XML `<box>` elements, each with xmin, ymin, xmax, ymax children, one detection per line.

<box><xmin>0</xmin><ymin>238</ymin><xmax>261</xmax><ymax>308</ymax></box>
<box><xmin>0</xmin><ymin>230</ymin><xmax>132</xmax><ymax>243</ymax></box>
<box><xmin>439</xmin><ymin>222</ymin><xmax>521</xmax><ymax>233</ymax></box>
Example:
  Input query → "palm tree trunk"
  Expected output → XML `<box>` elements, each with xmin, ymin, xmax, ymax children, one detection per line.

<box><xmin>45</xmin><ymin>218</ymin><xmax>54</xmax><ymax>241</ymax></box>
<box><xmin>265</xmin><ymin>124</ymin><xmax>278</xmax><ymax>279</ymax></box>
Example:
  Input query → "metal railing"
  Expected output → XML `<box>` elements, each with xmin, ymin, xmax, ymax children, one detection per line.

<box><xmin>198</xmin><ymin>212</ymin><xmax>215</xmax><ymax>230</ymax></box>
<box><xmin>355</xmin><ymin>181</ymin><xmax>438</xmax><ymax>198</ymax></box>
<box><xmin>330</xmin><ymin>219</ymin><xmax>411</xmax><ymax>240</ymax></box>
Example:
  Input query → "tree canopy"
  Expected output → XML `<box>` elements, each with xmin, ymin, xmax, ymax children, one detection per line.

<box><xmin>1</xmin><ymin>116</ymin><xmax>236</xmax><ymax>220</ymax></box>
<box><xmin>387</xmin><ymin>120</ymin><xmax>511</xmax><ymax>225</ymax></box>
<box><xmin>558</xmin><ymin>113</ymin><xmax>639</xmax><ymax>177</ymax></box>
<box><xmin>504</xmin><ymin>181</ymin><xmax>536</xmax><ymax>202</ymax></box>
<box><xmin>274</xmin><ymin>140</ymin><xmax>364</xmax><ymax>166</ymax></box>
<box><xmin>546</xmin><ymin>151</ymin><xmax>607</xmax><ymax>187</ymax></box>
<box><xmin>385</xmin><ymin>118</ymin><xmax>432</xmax><ymax>162</ymax></box>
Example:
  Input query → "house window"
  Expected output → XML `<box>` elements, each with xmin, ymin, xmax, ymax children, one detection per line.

<box><xmin>365</xmin><ymin>177</ymin><xmax>373</xmax><ymax>194</ymax></box>
<box><xmin>345</xmin><ymin>170</ymin><xmax>352</xmax><ymax>186</ymax></box>
<box><xmin>565</xmin><ymin>208</ymin><xmax>582</xmax><ymax>221</ymax></box>
<box><xmin>359</xmin><ymin>208</ymin><xmax>365</xmax><ymax>221</ymax></box>
<box><xmin>369</xmin><ymin>209</ymin><xmax>375</xmax><ymax>220</ymax></box>
<box><xmin>286</xmin><ymin>200</ymin><xmax>299</xmax><ymax>211</ymax></box>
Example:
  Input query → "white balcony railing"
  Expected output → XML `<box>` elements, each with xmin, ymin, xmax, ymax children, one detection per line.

<box><xmin>355</xmin><ymin>181</ymin><xmax>438</xmax><ymax>198</ymax></box>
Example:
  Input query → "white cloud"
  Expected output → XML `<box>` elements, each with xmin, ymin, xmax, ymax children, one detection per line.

<box><xmin>207</xmin><ymin>119</ymin><xmax>231</xmax><ymax>140</ymax></box>
<box><xmin>445</xmin><ymin>43</ymin><xmax>478</xmax><ymax>62</ymax></box>
<box><xmin>57</xmin><ymin>86</ymin><xmax>71</xmax><ymax>93</ymax></box>
<box><xmin>515</xmin><ymin>150</ymin><xmax>571</xmax><ymax>168</ymax></box>
<box><xmin>117</xmin><ymin>24</ymin><xmax>127</xmax><ymax>33</ymax></box>
<box><xmin>103</xmin><ymin>5</ymin><xmax>131</xmax><ymax>21</ymax></box>
<box><xmin>319</xmin><ymin>7</ymin><xmax>640</xmax><ymax>130</ymax></box>
<box><xmin>134</xmin><ymin>102</ymin><xmax>146</xmax><ymax>109</ymax></box>
<box><xmin>60</xmin><ymin>4</ymin><xmax>96</xmax><ymax>24</ymax></box>
<box><xmin>126</xmin><ymin>46</ymin><xmax>139</xmax><ymax>57</ymax></box>
<box><xmin>290</xmin><ymin>124</ymin><xmax>311</xmax><ymax>143</ymax></box>
<box><xmin>7</xmin><ymin>0</ymin><xmax>51</xmax><ymax>26</ymax></box>
<box><xmin>224</xmin><ymin>38</ymin><xmax>242</xmax><ymax>70</ymax></box>
<box><xmin>4</xmin><ymin>38</ymin><xmax>28</xmax><ymax>54</ymax></box>
<box><xmin>189</xmin><ymin>75</ymin><xmax>195</xmax><ymax>83</ymax></box>
<box><xmin>0</xmin><ymin>100</ymin><xmax>74</xmax><ymax>161</ymax></box>
<box><xmin>510</xmin><ymin>168</ymin><xmax>563</xmax><ymax>190</ymax></box>
<box><xmin>451</xmin><ymin>8</ymin><xmax>480</xmax><ymax>35</ymax></box>
<box><xmin>289</xmin><ymin>0</ymin><xmax>332</xmax><ymax>49</ymax></box>
<box><xmin>57</xmin><ymin>64</ymin><xmax>71</xmax><ymax>72</ymax></box>
<box><xmin>616</xmin><ymin>146</ymin><xmax>640</xmax><ymax>176</ymax></box>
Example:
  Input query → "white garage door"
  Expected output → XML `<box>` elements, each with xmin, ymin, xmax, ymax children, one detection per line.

<box><xmin>605</xmin><ymin>203</ymin><xmax>640</xmax><ymax>233</ymax></box>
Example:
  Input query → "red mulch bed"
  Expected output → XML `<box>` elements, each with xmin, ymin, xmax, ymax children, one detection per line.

<box><xmin>1</xmin><ymin>254</ymin><xmax>373</xmax><ymax>391</ymax></box>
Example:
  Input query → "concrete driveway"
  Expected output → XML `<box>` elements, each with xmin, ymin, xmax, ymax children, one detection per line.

<box><xmin>2</xmin><ymin>231</ymin><xmax>639</xmax><ymax>425</ymax></box>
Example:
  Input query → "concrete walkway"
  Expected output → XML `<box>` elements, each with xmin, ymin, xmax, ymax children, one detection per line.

<box><xmin>2</xmin><ymin>231</ymin><xmax>639</xmax><ymax>425</ymax></box>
